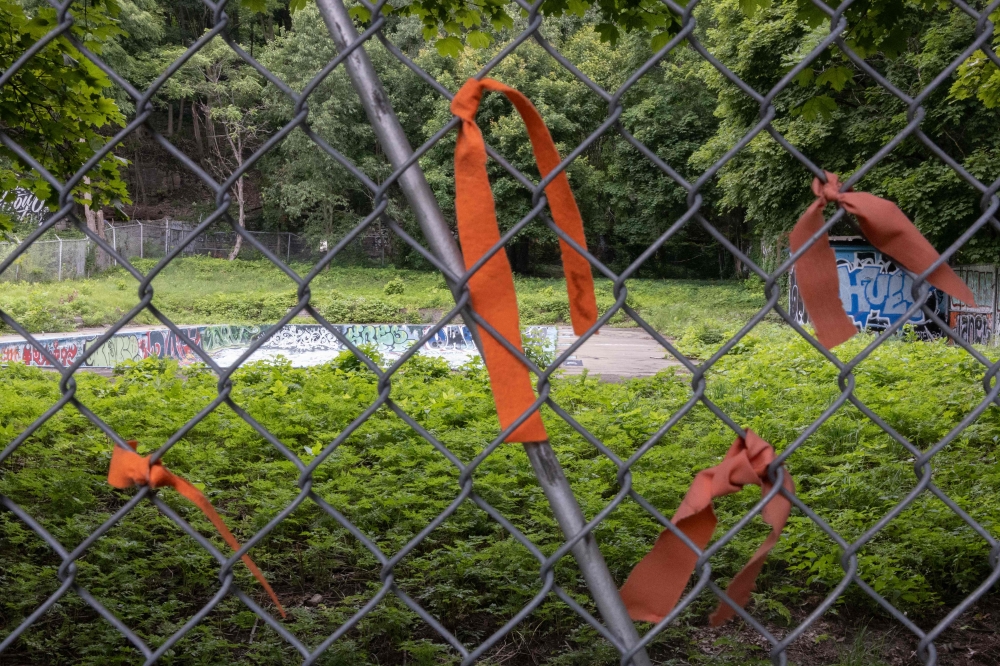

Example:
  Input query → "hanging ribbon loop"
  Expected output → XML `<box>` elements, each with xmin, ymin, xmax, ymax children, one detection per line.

<box><xmin>108</xmin><ymin>441</ymin><xmax>286</xmax><ymax>618</ymax></box>
<box><xmin>451</xmin><ymin>78</ymin><xmax>598</xmax><ymax>443</ymax></box>
<box><xmin>621</xmin><ymin>430</ymin><xmax>794</xmax><ymax>626</ymax></box>
<box><xmin>790</xmin><ymin>171</ymin><xmax>976</xmax><ymax>349</ymax></box>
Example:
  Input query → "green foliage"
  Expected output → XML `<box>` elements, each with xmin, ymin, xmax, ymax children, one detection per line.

<box><xmin>0</xmin><ymin>0</ymin><xmax>130</xmax><ymax>232</ymax></box>
<box><xmin>693</xmin><ymin>0</ymin><xmax>1000</xmax><ymax>263</ymax></box>
<box><xmin>1</xmin><ymin>326</ymin><xmax>998</xmax><ymax>662</ymax></box>
<box><xmin>382</xmin><ymin>276</ymin><xmax>406</xmax><ymax>295</ymax></box>
<box><xmin>0</xmin><ymin>258</ymin><xmax>766</xmax><ymax>334</ymax></box>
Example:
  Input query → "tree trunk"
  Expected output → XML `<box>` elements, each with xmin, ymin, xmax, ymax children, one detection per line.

<box><xmin>167</xmin><ymin>103</ymin><xmax>173</xmax><ymax>137</ymax></box>
<box><xmin>202</xmin><ymin>103</ymin><xmax>222</xmax><ymax>157</ymax></box>
<box><xmin>192</xmin><ymin>101</ymin><xmax>204</xmax><ymax>157</ymax></box>
<box><xmin>177</xmin><ymin>98</ymin><xmax>185</xmax><ymax>133</ymax></box>
<box><xmin>83</xmin><ymin>176</ymin><xmax>111</xmax><ymax>270</ymax></box>
<box><xmin>227</xmin><ymin>176</ymin><xmax>245</xmax><ymax>261</ymax></box>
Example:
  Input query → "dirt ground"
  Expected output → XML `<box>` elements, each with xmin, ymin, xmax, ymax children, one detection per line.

<box><xmin>685</xmin><ymin>599</ymin><xmax>1000</xmax><ymax>665</ymax></box>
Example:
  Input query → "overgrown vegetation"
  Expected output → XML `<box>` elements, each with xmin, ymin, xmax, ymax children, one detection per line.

<box><xmin>13</xmin><ymin>0</ymin><xmax>996</xmax><ymax>276</ymax></box>
<box><xmin>1</xmin><ymin>326</ymin><xmax>998</xmax><ymax>663</ymax></box>
<box><xmin>0</xmin><ymin>256</ymin><xmax>768</xmax><ymax>335</ymax></box>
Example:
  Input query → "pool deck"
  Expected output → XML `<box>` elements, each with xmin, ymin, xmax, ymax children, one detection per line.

<box><xmin>555</xmin><ymin>326</ymin><xmax>685</xmax><ymax>382</ymax></box>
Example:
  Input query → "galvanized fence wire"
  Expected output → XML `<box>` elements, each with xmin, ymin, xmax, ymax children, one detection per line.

<box><xmin>1</xmin><ymin>0</ymin><xmax>999</xmax><ymax>663</ymax></box>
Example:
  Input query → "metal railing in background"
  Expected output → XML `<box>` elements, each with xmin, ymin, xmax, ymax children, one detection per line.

<box><xmin>0</xmin><ymin>0</ymin><xmax>998</xmax><ymax>665</ymax></box>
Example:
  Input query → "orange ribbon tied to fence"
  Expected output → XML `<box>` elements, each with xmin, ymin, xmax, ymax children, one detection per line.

<box><xmin>452</xmin><ymin>78</ymin><xmax>598</xmax><ymax>443</ymax></box>
<box><xmin>108</xmin><ymin>441</ymin><xmax>286</xmax><ymax>618</ymax></box>
<box><xmin>621</xmin><ymin>430</ymin><xmax>794</xmax><ymax>626</ymax></box>
<box><xmin>790</xmin><ymin>171</ymin><xmax>977</xmax><ymax>349</ymax></box>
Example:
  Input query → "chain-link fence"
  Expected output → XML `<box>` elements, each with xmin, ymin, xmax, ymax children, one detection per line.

<box><xmin>0</xmin><ymin>235</ymin><xmax>90</xmax><ymax>282</ymax></box>
<box><xmin>105</xmin><ymin>220</ymin><xmax>316</xmax><ymax>262</ymax></box>
<box><xmin>1</xmin><ymin>0</ymin><xmax>999</xmax><ymax>664</ymax></box>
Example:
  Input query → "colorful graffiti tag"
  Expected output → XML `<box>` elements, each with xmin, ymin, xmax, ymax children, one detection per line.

<box><xmin>790</xmin><ymin>244</ymin><xmax>945</xmax><ymax>337</ymax></box>
<box><xmin>0</xmin><ymin>323</ymin><xmax>548</xmax><ymax>369</ymax></box>
<box><xmin>0</xmin><ymin>327</ymin><xmax>205</xmax><ymax>368</ymax></box>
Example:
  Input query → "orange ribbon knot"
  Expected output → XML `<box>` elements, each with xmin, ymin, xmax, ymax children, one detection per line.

<box><xmin>108</xmin><ymin>441</ymin><xmax>286</xmax><ymax>618</ymax></box>
<box><xmin>790</xmin><ymin>171</ymin><xmax>976</xmax><ymax>349</ymax></box>
<box><xmin>452</xmin><ymin>78</ymin><xmax>598</xmax><ymax>443</ymax></box>
<box><xmin>621</xmin><ymin>430</ymin><xmax>794</xmax><ymax>626</ymax></box>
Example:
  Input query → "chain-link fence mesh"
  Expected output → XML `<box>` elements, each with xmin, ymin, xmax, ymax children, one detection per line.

<box><xmin>105</xmin><ymin>220</ymin><xmax>316</xmax><ymax>262</ymax></box>
<box><xmin>1</xmin><ymin>0</ymin><xmax>999</xmax><ymax>664</ymax></box>
<box><xmin>0</xmin><ymin>235</ymin><xmax>90</xmax><ymax>282</ymax></box>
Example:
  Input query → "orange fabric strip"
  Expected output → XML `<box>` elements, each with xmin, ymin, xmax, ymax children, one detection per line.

<box><xmin>790</xmin><ymin>171</ymin><xmax>977</xmax><ymax>349</ymax></box>
<box><xmin>451</xmin><ymin>78</ymin><xmax>598</xmax><ymax>443</ymax></box>
<box><xmin>620</xmin><ymin>430</ymin><xmax>794</xmax><ymax>626</ymax></box>
<box><xmin>108</xmin><ymin>441</ymin><xmax>286</xmax><ymax>618</ymax></box>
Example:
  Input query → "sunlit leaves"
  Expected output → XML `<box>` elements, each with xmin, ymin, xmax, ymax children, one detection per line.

<box><xmin>0</xmin><ymin>0</ymin><xmax>130</xmax><ymax>232</ymax></box>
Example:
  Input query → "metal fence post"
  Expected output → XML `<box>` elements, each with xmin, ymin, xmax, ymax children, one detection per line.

<box><xmin>314</xmin><ymin>3</ymin><xmax>651</xmax><ymax>662</ymax></box>
<box><xmin>165</xmin><ymin>218</ymin><xmax>170</xmax><ymax>255</ymax></box>
<box><xmin>56</xmin><ymin>235</ymin><xmax>62</xmax><ymax>282</ymax></box>
<box><xmin>111</xmin><ymin>224</ymin><xmax>117</xmax><ymax>267</ymax></box>
<box><xmin>139</xmin><ymin>221</ymin><xmax>143</xmax><ymax>259</ymax></box>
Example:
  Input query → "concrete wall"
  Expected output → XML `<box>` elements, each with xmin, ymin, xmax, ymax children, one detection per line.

<box><xmin>789</xmin><ymin>243</ymin><xmax>946</xmax><ymax>338</ymax></box>
<box><xmin>0</xmin><ymin>324</ymin><xmax>555</xmax><ymax>369</ymax></box>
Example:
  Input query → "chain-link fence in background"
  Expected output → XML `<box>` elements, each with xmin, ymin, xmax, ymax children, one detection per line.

<box><xmin>0</xmin><ymin>235</ymin><xmax>89</xmax><ymax>282</ymax></box>
<box><xmin>105</xmin><ymin>220</ymin><xmax>316</xmax><ymax>263</ymax></box>
<box><xmin>0</xmin><ymin>222</ymin><xmax>318</xmax><ymax>282</ymax></box>
<box><xmin>1</xmin><ymin>0</ymin><xmax>999</xmax><ymax>664</ymax></box>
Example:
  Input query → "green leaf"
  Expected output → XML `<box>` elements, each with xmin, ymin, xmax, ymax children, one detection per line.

<box><xmin>795</xmin><ymin>95</ymin><xmax>838</xmax><ymax>121</ymax></box>
<box><xmin>289</xmin><ymin>0</ymin><xmax>310</xmax><ymax>11</ymax></box>
<box><xmin>650</xmin><ymin>30</ymin><xmax>671</xmax><ymax>52</ymax></box>
<box><xmin>348</xmin><ymin>5</ymin><xmax>371</xmax><ymax>22</ymax></box>
<box><xmin>594</xmin><ymin>23</ymin><xmax>619</xmax><ymax>45</ymax></box>
<box><xmin>466</xmin><ymin>30</ymin><xmax>492</xmax><ymax>49</ymax></box>
<box><xmin>815</xmin><ymin>65</ymin><xmax>853</xmax><ymax>92</ymax></box>
<box><xmin>739</xmin><ymin>0</ymin><xmax>772</xmax><ymax>17</ymax></box>
<box><xmin>240</xmin><ymin>0</ymin><xmax>268</xmax><ymax>13</ymax></box>
<box><xmin>567</xmin><ymin>0</ymin><xmax>589</xmax><ymax>17</ymax></box>
<box><xmin>435</xmin><ymin>35</ymin><xmax>463</xmax><ymax>58</ymax></box>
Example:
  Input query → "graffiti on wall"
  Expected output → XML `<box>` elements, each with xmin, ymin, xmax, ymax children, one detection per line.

<box><xmin>0</xmin><ymin>327</ymin><xmax>204</xmax><ymax>368</ymax></box>
<box><xmin>0</xmin><ymin>323</ymin><xmax>543</xmax><ymax>369</ymax></box>
<box><xmin>0</xmin><ymin>339</ymin><xmax>81</xmax><ymax>367</ymax></box>
<box><xmin>950</xmin><ymin>312</ymin><xmax>993</xmax><ymax>346</ymax></box>
<box><xmin>201</xmin><ymin>325</ymin><xmax>263</xmax><ymax>352</ymax></box>
<box><xmin>0</xmin><ymin>188</ymin><xmax>46</xmax><ymax>224</ymax></box>
<box><xmin>790</xmin><ymin>244</ymin><xmax>944</xmax><ymax>337</ymax></box>
<box><xmin>82</xmin><ymin>327</ymin><xmax>203</xmax><ymax>367</ymax></box>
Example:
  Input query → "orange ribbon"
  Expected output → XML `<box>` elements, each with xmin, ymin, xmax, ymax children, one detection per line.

<box><xmin>451</xmin><ymin>78</ymin><xmax>598</xmax><ymax>443</ymax></box>
<box><xmin>790</xmin><ymin>171</ymin><xmax>976</xmax><ymax>349</ymax></box>
<box><xmin>108</xmin><ymin>441</ymin><xmax>286</xmax><ymax>618</ymax></box>
<box><xmin>621</xmin><ymin>430</ymin><xmax>793</xmax><ymax>626</ymax></box>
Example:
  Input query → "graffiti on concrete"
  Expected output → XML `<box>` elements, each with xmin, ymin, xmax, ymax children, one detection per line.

<box><xmin>0</xmin><ymin>339</ymin><xmax>81</xmax><ymax>368</ymax></box>
<box><xmin>790</xmin><ymin>244</ymin><xmax>945</xmax><ymax>337</ymax></box>
<box><xmin>82</xmin><ymin>327</ymin><xmax>203</xmax><ymax>367</ymax></box>
<box><xmin>201</xmin><ymin>324</ymin><xmax>263</xmax><ymax>352</ymax></box>
<box><xmin>0</xmin><ymin>188</ymin><xmax>46</xmax><ymax>224</ymax></box>
<box><xmin>949</xmin><ymin>266</ymin><xmax>997</xmax><ymax>346</ymax></box>
<box><xmin>0</xmin><ymin>323</ymin><xmax>553</xmax><ymax>369</ymax></box>
<box><xmin>0</xmin><ymin>327</ymin><xmax>203</xmax><ymax>368</ymax></box>
<box><xmin>950</xmin><ymin>312</ymin><xmax>993</xmax><ymax>346</ymax></box>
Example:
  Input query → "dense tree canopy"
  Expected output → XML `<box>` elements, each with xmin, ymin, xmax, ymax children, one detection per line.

<box><xmin>3</xmin><ymin>0</ymin><xmax>999</xmax><ymax>274</ymax></box>
<box><xmin>0</xmin><ymin>0</ymin><xmax>130</xmax><ymax>232</ymax></box>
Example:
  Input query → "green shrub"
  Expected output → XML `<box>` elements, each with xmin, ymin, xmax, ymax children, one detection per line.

<box><xmin>1</xmin><ymin>327</ymin><xmax>998</xmax><ymax>663</ymax></box>
<box><xmin>382</xmin><ymin>277</ymin><xmax>405</xmax><ymax>295</ymax></box>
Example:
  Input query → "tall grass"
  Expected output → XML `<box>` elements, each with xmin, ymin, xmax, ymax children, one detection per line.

<box><xmin>0</xmin><ymin>256</ymin><xmax>767</xmax><ymax>336</ymax></box>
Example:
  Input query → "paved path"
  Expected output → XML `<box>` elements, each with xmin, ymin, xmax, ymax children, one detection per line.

<box><xmin>555</xmin><ymin>326</ymin><xmax>685</xmax><ymax>382</ymax></box>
